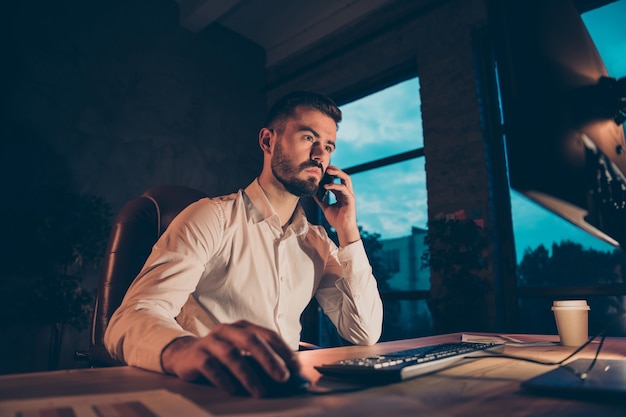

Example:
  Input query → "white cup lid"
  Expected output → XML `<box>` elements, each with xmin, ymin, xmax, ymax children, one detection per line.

<box><xmin>553</xmin><ymin>300</ymin><xmax>588</xmax><ymax>307</ymax></box>
<box><xmin>552</xmin><ymin>300</ymin><xmax>590</xmax><ymax>310</ymax></box>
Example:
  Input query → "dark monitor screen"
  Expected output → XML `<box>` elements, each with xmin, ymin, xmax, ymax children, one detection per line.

<box><xmin>491</xmin><ymin>0</ymin><xmax>626</xmax><ymax>247</ymax></box>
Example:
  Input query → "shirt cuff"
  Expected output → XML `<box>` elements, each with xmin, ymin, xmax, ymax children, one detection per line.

<box><xmin>126</xmin><ymin>326</ymin><xmax>195</xmax><ymax>373</ymax></box>
<box><xmin>337</xmin><ymin>239</ymin><xmax>371</xmax><ymax>276</ymax></box>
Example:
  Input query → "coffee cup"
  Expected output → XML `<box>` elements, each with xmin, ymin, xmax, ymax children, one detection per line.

<box><xmin>551</xmin><ymin>300</ymin><xmax>590</xmax><ymax>347</ymax></box>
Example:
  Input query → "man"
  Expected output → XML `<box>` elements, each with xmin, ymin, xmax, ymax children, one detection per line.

<box><xmin>104</xmin><ymin>91</ymin><xmax>383</xmax><ymax>397</ymax></box>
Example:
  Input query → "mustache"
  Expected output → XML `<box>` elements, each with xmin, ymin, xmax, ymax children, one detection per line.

<box><xmin>300</xmin><ymin>160</ymin><xmax>324</xmax><ymax>171</ymax></box>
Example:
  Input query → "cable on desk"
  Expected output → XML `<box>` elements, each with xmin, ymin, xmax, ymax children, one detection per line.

<box><xmin>466</xmin><ymin>311</ymin><xmax>625</xmax><ymax>380</ymax></box>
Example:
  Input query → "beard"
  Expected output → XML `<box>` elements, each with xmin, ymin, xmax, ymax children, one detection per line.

<box><xmin>271</xmin><ymin>140</ymin><xmax>322</xmax><ymax>197</ymax></box>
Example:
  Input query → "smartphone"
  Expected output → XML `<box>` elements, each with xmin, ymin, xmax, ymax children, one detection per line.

<box><xmin>316</xmin><ymin>172</ymin><xmax>336</xmax><ymax>201</ymax></box>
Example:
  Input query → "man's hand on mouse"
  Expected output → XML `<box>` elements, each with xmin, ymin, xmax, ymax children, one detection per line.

<box><xmin>160</xmin><ymin>320</ymin><xmax>301</xmax><ymax>398</ymax></box>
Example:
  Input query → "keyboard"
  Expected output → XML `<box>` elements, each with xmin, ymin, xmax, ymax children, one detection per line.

<box><xmin>314</xmin><ymin>342</ymin><xmax>505</xmax><ymax>384</ymax></box>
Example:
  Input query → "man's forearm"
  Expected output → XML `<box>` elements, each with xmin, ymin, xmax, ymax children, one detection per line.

<box><xmin>336</xmin><ymin>224</ymin><xmax>361</xmax><ymax>247</ymax></box>
<box><xmin>161</xmin><ymin>335</ymin><xmax>198</xmax><ymax>374</ymax></box>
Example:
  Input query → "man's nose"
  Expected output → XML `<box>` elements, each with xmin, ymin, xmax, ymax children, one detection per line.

<box><xmin>310</xmin><ymin>144</ymin><xmax>327</xmax><ymax>161</ymax></box>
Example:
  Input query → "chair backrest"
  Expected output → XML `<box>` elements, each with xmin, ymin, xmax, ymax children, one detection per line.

<box><xmin>89</xmin><ymin>185</ymin><xmax>208</xmax><ymax>366</ymax></box>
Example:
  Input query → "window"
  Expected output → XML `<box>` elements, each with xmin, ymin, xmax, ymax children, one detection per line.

<box><xmin>383</xmin><ymin>249</ymin><xmax>400</xmax><ymax>274</ymax></box>
<box><xmin>318</xmin><ymin>76</ymin><xmax>433</xmax><ymax>344</ymax></box>
<box><xmin>508</xmin><ymin>0</ymin><xmax>626</xmax><ymax>337</ymax></box>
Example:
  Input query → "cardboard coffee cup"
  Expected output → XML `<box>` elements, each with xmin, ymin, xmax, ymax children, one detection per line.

<box><xmin>551</xmin><ymin>300</ymin><xmax>590</xmax><ymax>346</ymax></box>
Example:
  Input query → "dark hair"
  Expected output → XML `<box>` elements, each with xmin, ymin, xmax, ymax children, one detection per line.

<box><xmin>264</xmin><ymin>91</ymin><xmax>342</xmax><ymax>130</ymax></box>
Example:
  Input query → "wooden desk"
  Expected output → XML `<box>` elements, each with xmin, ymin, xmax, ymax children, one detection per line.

<box><xmin>1</xmin><ymin>333</ymin><xmax>625</xmax><ymax>416</ymax></box>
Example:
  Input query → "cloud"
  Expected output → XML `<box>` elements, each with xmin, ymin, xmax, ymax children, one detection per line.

<box><xmin>351</xmin><ymin>160</ymin><xmax>428</xmax><ymax>238</ymax></box>
<box><xmin>335</xmin><ymin>78</ymin><xmax>423</xmax><ymax>168</ymax></box>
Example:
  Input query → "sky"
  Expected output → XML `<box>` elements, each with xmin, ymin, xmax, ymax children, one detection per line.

<box><xmin>332</xmin><ymin>79</ymin><xmax>427</xmax><ymax>238</ymax></box>
<box><xmin>331</xmin><ymin>0</ymin><xmax>626</xmax><ymax>262</ymax></box>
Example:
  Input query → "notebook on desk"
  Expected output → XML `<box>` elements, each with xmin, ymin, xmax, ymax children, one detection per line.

<box><xmin>521</xmin><ymin>358</ymin><xmax>626</xmax><ymax>404</ymax></box>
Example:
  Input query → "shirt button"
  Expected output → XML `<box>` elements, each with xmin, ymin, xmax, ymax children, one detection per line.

<box><xmin>278</xmin><ymin>313</ymin><xmax>285</xmax><ymax>319</ymax></box>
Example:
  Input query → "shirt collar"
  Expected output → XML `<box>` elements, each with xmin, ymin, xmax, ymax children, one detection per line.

<box><xmin>244</xmin><ymin>179</ymin><xmax>309</xmax><ymax>237</ymax></box>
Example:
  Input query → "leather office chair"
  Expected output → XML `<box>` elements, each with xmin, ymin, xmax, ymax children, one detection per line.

<box><xmin>86</xmin><ymin>185</ymin><xmax>209</xmax><ymax>366</ymax></box>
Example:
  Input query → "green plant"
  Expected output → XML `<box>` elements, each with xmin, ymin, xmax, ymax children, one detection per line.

<box><xmin>1</xmin><ymin>187</ymin><xmax>111</xmax><ymax>369</ymax></box>
<box><xmin>421</xmin><ymin>216</ymin><xmax>491</xmax><ymax>333</ymax></box>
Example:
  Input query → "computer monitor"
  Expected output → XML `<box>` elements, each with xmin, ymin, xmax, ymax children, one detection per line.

<box><xmin>490</xmin><ymin>0</ymin><xmax>626</xmax><ymax>248</ymax></box>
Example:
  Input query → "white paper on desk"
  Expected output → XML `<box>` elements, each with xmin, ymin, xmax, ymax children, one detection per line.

<box><xmin>462</xmin><ymin>333</ymin><xmax>557</xmax><ymax>347</ymax></box>
<box><xmin>0</xmin><ymin>388</ymin><xmax>213</xmax><ymax>417</ymax></box>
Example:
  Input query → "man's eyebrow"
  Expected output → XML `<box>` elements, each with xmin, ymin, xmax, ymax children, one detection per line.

<box><xmin>297</xmin><ymin>125</ymin><xmax>320</xmax><ymax>137</ymax></box>
<box><xmin>298</xmin><ymin>125</ymin><xmax>336</xmax><ymax>148</ymax></box>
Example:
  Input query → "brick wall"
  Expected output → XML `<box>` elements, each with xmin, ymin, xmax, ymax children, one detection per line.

<box><xmin>416</xmin><ymin>0</ymin><xmax>496</xmax><ymax>331</ymax></box>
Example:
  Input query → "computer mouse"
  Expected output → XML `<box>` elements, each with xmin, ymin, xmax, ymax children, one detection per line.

<box><xmin>244</xmin><ymin>357</ymin><xmax>311</xmax><ymax>397</ymax></box>
<box><xmin>263</xmin><ymin>369</ymin><xmax>311</xmax><ymax>397</ymax></box>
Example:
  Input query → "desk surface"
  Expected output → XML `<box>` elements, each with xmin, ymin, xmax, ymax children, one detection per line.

<box><xmin>1</xmin><ymin>333</ymin><xmax>625</xmax><ymax>416</ymax></box>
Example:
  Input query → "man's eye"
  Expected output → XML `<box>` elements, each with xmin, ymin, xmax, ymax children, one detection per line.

<box><xmin>304</xmin><ymin>135</ymin><xmax>314</xmax><ymax>141</ymax></box>
<box><xmin>325</xmin><ymin>146</ymin><xmax>334</xmax><ymax>153</ymax></box>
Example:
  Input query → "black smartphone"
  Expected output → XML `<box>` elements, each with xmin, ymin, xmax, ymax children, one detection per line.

<box><xmin>316</xmin><ymin>172</ymin><xmax>335</xmax><ymax>201</ymax></box>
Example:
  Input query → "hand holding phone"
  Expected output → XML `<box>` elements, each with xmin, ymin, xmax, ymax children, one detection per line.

<box><xmin>315</xmin><ymin>166</ymin><xmax>361</xmax><ymax>246</ymax></box>
<box><xmin>316</xmin><ymin>172</ymin><xmax>336</xmax><ymax>202</ymax></box>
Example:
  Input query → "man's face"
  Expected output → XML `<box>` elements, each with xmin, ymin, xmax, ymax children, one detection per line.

<box><xmin>270</xmin><ymin>107</ymin><xmax>337</xmax><ymax>197</ymax></box>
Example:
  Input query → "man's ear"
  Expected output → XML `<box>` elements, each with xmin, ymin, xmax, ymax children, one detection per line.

<box><xmin>259</xmin><ymin>128</ymin><xmax>272</xmax><ymax>153</ymax></box>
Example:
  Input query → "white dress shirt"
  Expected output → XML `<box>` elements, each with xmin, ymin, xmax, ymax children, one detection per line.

<box><xmin>104</xmin><ymin>179</ymin><xmax>383</xmax><ymax>373</ymax></box>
